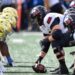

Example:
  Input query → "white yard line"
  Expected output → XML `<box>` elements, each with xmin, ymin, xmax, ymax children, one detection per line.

<box><xmin>9</xmin><ymin>32</ymin><xmax>43</xmax><ymax>44</ymax></box>
<box><xmin>22</xmin><ymin>32</ymin><xmax>43</xmax><ymax>36</ymax></box>
<box><xmin>12</xmin><ymin>39</ymin><xmax>24</xmax><ymax>44</ymax></box>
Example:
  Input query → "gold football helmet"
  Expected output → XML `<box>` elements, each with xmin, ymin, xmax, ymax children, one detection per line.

<box><xmin>1</xmin><ymin>13</ymin><xmax>17</xmax><ymax>28</ymax></box>
<box><xmin>3</xmin><ymin>7</ymin><xmax>18</xmax><ymax>20</ymax></box>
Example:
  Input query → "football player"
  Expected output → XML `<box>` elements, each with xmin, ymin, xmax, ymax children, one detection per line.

<box><xmin>30</xmin><ymin>5</ymin><xmax>75</xmax><ymax>74</ymax></box>
<box><xmin>0</xmin><ymin>18</ymin><xmax>14</xmax><ymax>66</ymax></box>
<box><xmin>0</xmin><ymin>7</ymin><xmax>18</xmax><ymax>66</ymax></box>
<box><xmin>0</xmin><ymin>18</ymin><xmax>13</xmax><ymax>73</ymax></box>
<box><xmin>63</xmin><ymin>1</ymin><xmax>75</xmax><ymax>75</ymax></box>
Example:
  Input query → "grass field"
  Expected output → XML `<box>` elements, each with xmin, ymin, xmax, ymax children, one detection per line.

<box><xmin>3</xmin><ymin>32</ymin><xmax>75</xmax><ymax>75</ymax></box>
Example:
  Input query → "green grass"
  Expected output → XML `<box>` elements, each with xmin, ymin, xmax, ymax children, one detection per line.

<box><xmin>3</xmin><ymin>32</ymin><xmax>75</xmax><ymax>75</ymax></box>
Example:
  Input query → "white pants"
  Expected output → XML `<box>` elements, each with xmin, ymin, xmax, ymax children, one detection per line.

<box><xmin>0</xmin><ymin>61</ymin><xmax>6</xmax><ymax>75</ymax></box>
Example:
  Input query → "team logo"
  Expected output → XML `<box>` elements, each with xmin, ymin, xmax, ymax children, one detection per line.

<box><xmin>47</xmin><ymin>17</ymin><xmax>52</xmax><ymax>24</ymax></box>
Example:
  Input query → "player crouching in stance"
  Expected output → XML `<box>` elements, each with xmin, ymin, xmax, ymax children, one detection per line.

<box><xmin>30</xmin><ymin>6</ymin><xmax>72</xmax><ymax>74</ymax></box>
<box><xmin>0</xmin><ymin>7</ymin><xmax>18</xmax><ymax>67</ymax></box>
<box><xmin>0</xmin><ymin>18</ymin><xmax>12</xmax><ymax>74</ymax></box>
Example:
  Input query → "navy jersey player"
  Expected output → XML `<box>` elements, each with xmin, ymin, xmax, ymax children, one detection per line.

<box><xmin>30</xmin><ymin>5</ymin><xmax>75</xmax><ymax>74</ymax></box>
<box><xmin>64</xmin><ymin>1</ymin><xmax>75</xmax><ymax>75</ymax></box>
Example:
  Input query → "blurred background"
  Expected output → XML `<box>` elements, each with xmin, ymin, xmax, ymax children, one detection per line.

<box><xmin>0</xmin><ymin>0</ymin><xmax>73</xmax><ymax>32</ymax></box>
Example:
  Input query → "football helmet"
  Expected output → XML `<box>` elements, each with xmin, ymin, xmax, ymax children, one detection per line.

<box><xmin>64</xmin><ymin>7</ymin><xmax>75</xmax><ymax>30</ymax></box>
<box><xmin>70</xmin><ymin>1</ymin><xmax>75</xmax><ymax>8</ymax></box>
<box><xmin>3</xmin><ymin>7</ymin><xmax>18</xmax><ymax>20</ymax></box>
<box><xmin>1</xmin><ymin>13</ymin><xmax>17</xmax><ymax>28</ymax></box>
<box><xmin>30</xmin><ymin>5</ymin><xmax>47</xmax><ymax>25</ymax></box>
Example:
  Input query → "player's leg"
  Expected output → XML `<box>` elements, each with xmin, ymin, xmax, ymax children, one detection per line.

<box><xmin>0</xmin><ymin>55</ymin><xmax>6</xmax><ymax>74</ymax></box>
<box><xmin>52</xmin><ymin>41</ymin><xmax>69</xmax><ymax>74</ymax></box>
<box><xmin>0</xmin><ymin>41</ymin><xmax>13</xmax><ymax>66</ymax></box>
<box><xmin>73</xmin><ymin>63</ymin><xmax>75</xmax><ymax>75</ymax></box>
<box><xmin>72</xmin><ymin>55</ymin><xmax>75</xmax><ymax>75</ymax></box>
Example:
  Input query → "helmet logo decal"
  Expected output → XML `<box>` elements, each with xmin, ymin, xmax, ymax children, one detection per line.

<box><xmin>47</xmin><ymin>17</ymin><xmax>52</xmax><ymax>24</ymax></box>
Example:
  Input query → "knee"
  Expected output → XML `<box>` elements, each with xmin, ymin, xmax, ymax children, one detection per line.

<box><xmin>53</xmin><ymin>47</ymin><xmax>65</xmax><ymax>59</ymax></box>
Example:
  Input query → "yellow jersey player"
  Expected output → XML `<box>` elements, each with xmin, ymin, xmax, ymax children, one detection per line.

<box><xmin>0</xmin><ymin>7</ymin><xmax>18</xmax><ymax>66</ymax></box>
<box><xmin>0</xmin><ymin>18</ymin><xmax>14</xmax><ymax>66</ymax></box>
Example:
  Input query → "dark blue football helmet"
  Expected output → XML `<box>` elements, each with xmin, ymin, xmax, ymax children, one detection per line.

<box><xmin>30</xmin><ymin>5</ymin><xmax>47</xmax><ymax>25</ymax></box>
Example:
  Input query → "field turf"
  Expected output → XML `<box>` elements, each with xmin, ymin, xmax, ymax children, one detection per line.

<box><xmin>3</xmin><ymin>32</ymin><xmax>75</xmax><ymax>75</ymax></box>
